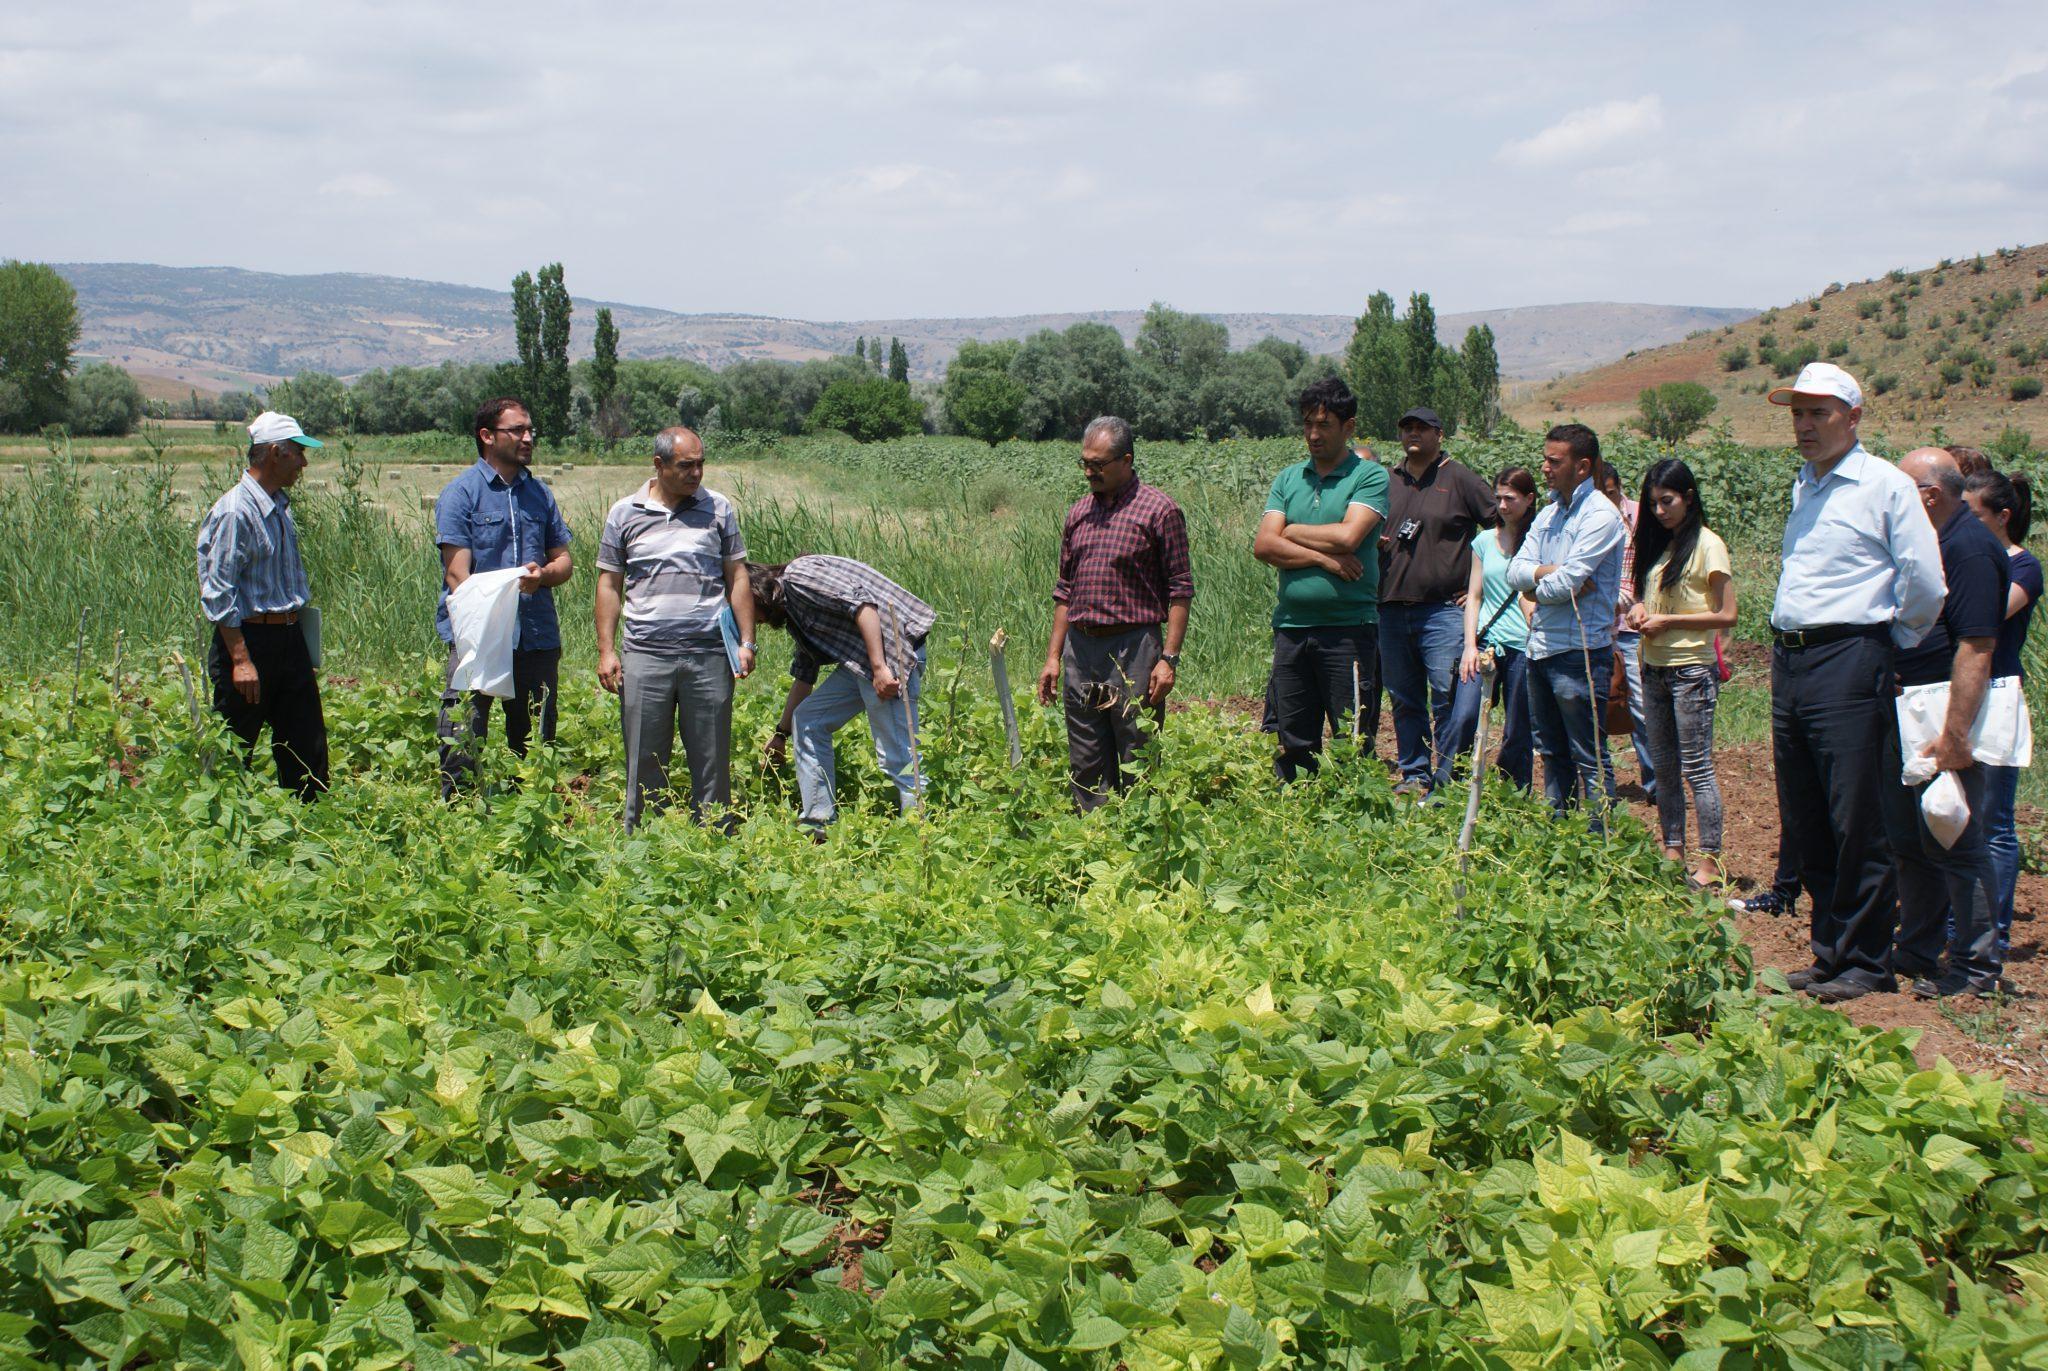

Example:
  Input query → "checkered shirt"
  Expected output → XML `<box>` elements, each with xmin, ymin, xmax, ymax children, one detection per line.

<box><xmin>783</xmin><ymin>555</ymin><xmax>936</xmax><ymax>685</ymax></box>
<box><xmin>1053</xmin><ymin>479</ymin><xmax>1195</xmax><ymax>628</ymax></box>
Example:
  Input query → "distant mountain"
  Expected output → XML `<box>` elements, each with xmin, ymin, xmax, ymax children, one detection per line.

<box><xmin>1511</xmin><ymin>242</ymin><xmax>2048</xmax><ymax>445</ymax></box>
<box><xmin>54</xmin><ymin>262</ymin><xmax>1754</xmax><ymax>392</ymax></box>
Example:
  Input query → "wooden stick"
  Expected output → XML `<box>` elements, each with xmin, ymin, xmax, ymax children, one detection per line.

<box><xmin>171</xmin><ymin>649</ymin><xmax>213</xmax><ymax>777</ymax></box>
<box><xmin>989</xmin><ymin>629</ymin><xmax>1024</xmax><ymax>768</ymax></box>
<box><xmin>1453</xmin><ymin>655</ymin><xmax>1496</xmax><ymax>921</ymax></box>
<box><xmin>1351</xmin><ymin>659</ymin><xmax>1363</xmax><ymax>746</ymax></box>
<box><xmin>890</xmin><ymin>606</ymin><xmax>923</xmax><ymax>810</ymax></box>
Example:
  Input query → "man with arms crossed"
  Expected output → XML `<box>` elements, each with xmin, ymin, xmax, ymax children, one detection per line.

<box><xmin>1253</xmin><ymin>376</ymin><xmax>1388</xmax><ymax>780</ymax></box>
<box><xmin>1508</xmin><ymin>424</ymin><xmax>1626</xmax><ymax>830</ymax></box>
<box><xmin>1378</xmin><ymin>406</ymin><xmax>1497</xmax><ymax>796</ymax></box>
<box><xmin>1037</xmin><ymin>415</ymin><xmax>1195</xmax><ymax>811</ymax></box>
<box><xmin>595</xmin><ymin>427</ymin><xmax>755</xmax><ymax>831</ymax></box>
<box><xmin>196</xmin><ymin>410</ymin><xmax>329</xmax><ymax>801</ymax></box>
<box><xmin>1767</xmin><ymin>363</ymin><xmax>1943</xmax><ymax>1003</ymax></box>
<box><xmin>434</xmin><ymin>397</ymin><xmax>575</xmax><ymax>796</ymax></box>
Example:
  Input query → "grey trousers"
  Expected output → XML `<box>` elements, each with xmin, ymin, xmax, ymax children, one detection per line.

<box><xmin>621</xmin><ymin>648</ymin><xmax>733</xmax><ymax>831</ymax></box>
<box><xmin>1062</xmin><ymin>624</ymin><xmax>1162</xmax><ymax>813</ymax></box>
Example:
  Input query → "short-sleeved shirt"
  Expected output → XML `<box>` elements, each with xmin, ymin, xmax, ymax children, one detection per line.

<box><xmin>1053</xmin><ymin>478</ymin><xmax>1195</xmax><ymax>628</ymax></box>
<box><xmin>1471</xmin><ymin>527</ymin><xmax>1528</xmax><ymax>653</ymax></box>
<box><xmin>783</xmin><ymin>555</ymin><xmax>937</xmax><ymax>686</ymax></box>
<box><xmin>596</xmin><ymin>483</ymin><xmax>746</xmax><ymax>655</ymax></box>
<box><xmin>1264</xmin><ymin>454</ymin><xmax>1390</xmax><ymax>628</ymax></box>
<box><xmin>434</xmin><ymin>459</ymin><xmax>574</xmax><ymax>649</ymax></box>
<box><xmin>1895</xmin><ymin>507</ymin><xmax>2010</xmax><ymax>688</ymax></box>
<box><xmin>1640</xmin><ymin>529</ymin><xmax>1733</xmax><ymax>667</ymax></box>
<box><xmin>1996</xmin><ymin>547</ymin><xmax>2041</xmax><ymax>680</ymax></box>
<box><xmin>1380</xmin><ymin>456</ymin><xmax>1498</xmax><ymax>605</ymax></box>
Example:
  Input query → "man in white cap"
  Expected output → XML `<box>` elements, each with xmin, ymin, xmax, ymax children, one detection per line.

<box><xmin>195</xmin><ymin>410</ymin><xmax>329</xmax><ymax>799</ymax></box>
<box><xmin>1767</xmin><ymin>363</ymin><xmax>1945</xmax><ymax>1002</ymax></box>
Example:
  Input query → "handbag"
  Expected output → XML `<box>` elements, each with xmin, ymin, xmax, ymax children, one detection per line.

<box><xmin>1602</xmin><ymin>648</ymin><xmax>1633</xmax><ymax>735</ymax></box>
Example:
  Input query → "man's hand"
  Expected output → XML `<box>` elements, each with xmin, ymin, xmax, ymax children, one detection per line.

<box><xmin>736</xmin><ymin>646</ymin><xmax>756</xmax><ymax>679</ymax></box>
<box><xmin>517</xmin><ymin>560</ymin><xmax>544</xmax><ymax>594</ymax></box>
<box><xmin>1036</xmin><ymin>660</ymin><xmax>1060</xmax><ymax>706</ymax></box>
<box><xmin>597</xmin><ymin>650</ymin><xmax>623</xmax><ymax>695</ymax></box>
<box><xmin>872</xmin><ymin>663</ymin><xmax>901</xmax><ymax>700</ymax></box>
<box><xmin>1617</xmin><ymin>585</ymin><xmax>1638</xmax><ymax>614</ymax></box>
<box><xmin>1146</xmin><ymin>657</ymin><xmax>1176</xmax><ymax>708</ymax></box>
<box><xmin>765</xmin><ymin>731</ymin><xmax>788</xmax><ymax>765</ymax></box>
<box><xmin>1329</xmin><ymin>552</ymin><xmax>1364</xmax><ymax>582</ymax></box>
<box><xmin>231</xmin><ymin>657</ymin><xmax>261</xmax><ymax>705</ymax></box>
<box><xmin>1459</xmin><ymin>644</ymin><xmax>1484</xmax><ymax>683</ymax></box>
<box><xmin>1921</xmin><ymin>731</ymin><xmax>1976</xmax><ymax>773</ymax></box>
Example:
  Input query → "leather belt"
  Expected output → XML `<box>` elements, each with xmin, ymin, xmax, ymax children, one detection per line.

<box><xmin>1073</xmin><ymin>622</ymin><xmax>1156</xmax><ymax>638</ymax></box>
<box><xmin>1771</xmin><ymin>623</ymin><xmax>1886</xmax><ymax>650</ymax></box>
<box><xmin>241</xmin><ymin>610</ymin><xmax>302</xmax><ymax>626</ymax></box>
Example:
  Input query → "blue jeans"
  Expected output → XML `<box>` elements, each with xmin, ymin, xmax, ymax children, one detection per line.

<box><xmin>1527</xmin><ymin>648</ymin><xmax>1611</xmax><ymax>831</ymax></box>
<box><xmin>793</xmin><ymin>647</ymin><xmax>925</xmax><ymax>826</ymax></box>
<box><xmin>1448</xmin><ymin>644</ymin><xmax>1533</xmax><ymax>792</ymax></box>
<box><xmin>1983</xmin><ymin>763</ymin><xmax>2020</xmax><ymax>951</ymax></box>
<box><xmin>1379</xmin><ymin>601</ymin><xmax>1465</xmax><ymax>790</ymax></box>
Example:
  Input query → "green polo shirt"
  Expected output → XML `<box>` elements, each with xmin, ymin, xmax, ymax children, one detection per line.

<box><xmin>1264</xmin><ymin>454</ymin><xmax>1390</xmax><ymax>628</ymax></box>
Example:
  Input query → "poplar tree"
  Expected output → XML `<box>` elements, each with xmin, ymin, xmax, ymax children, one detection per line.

<box><xmin>591</xmin><ymin>307</ymin><xmax>619</xmax><ymax>411</ymax></box>
<box><xmin>888</xmin><ymin>337</ymin><xmax>909</xmax><ymax>383</ymax></box>
<box><xmin>535</xmin><ymin>262</ymin><xmax>573</xmax><ymax>444</ymax></box>
<box><xmin>1342</xmin><ymin>291</ymin><xmax>1405</xmax><ymax>439</ymax></box>
<box><xmin>510</xmin><ymin>270</ymin><xmax>541</xmax><ymax>406</ymax></box>
<box><xmin>1460</xmin><ymin>324</ymin><xmax>1502</xmax><ymax>437</ymax></box>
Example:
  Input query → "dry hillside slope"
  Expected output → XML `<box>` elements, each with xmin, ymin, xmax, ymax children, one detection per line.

<box><xmin>1512</xmin><ymin>243</ymin><xmax>2048</xmax><ymax>446</ymax></box>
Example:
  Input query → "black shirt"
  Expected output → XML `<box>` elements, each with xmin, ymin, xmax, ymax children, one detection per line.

<box><xmin>1895</xmin><ymin>506</ymin><xmax>2010</xmax><ymax>688</ymax></box>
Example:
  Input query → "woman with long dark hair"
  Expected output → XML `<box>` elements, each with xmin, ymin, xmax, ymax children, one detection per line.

<box><xmin>1625</xmin><ymin>459</ymin><xmax>1736</xmax><ymax>888</ymax></box>
<box><xmin>1453</xmin><ymin>465</ymin><xmax>1539</xmax><ymax>789</ymax></box>
<box><xmin>1963</xmin><ymin>468</ymin><xmax>2038</xmax><ymax>956</ymax></box>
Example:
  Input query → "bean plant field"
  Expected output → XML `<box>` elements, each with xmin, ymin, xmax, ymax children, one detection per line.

<box><xmin>2</xmin><ymin>430</ymin><xmax>2047</xmax><ymax>1366</ymax></box>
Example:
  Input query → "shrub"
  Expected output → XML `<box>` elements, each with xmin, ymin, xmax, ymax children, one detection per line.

<box><xmin>2014</xmin><ymin>377</ymin><xmax>2044</xmax><ymax>402</ymax></box>
<box><xmin>1794</xmin><ymin>316</ymin><xmax>1816</xmax><ymax>332</ymax></box>
<box><xmin>1632</xmin><ymin>381</ymin><xmax>1717</xmax><ymax>444</ymax></box>
<box><xmin>1970</xmin><ymin>254</ymin><xmax>1987</xmax><ymax>274</ymax></box>
<box><xmin>1870</xmin><ymin>373</ymin><xmax>1900</xmax><ymax>395</ymax></box>
<box><xmin>1857</xmin><ymin>299</ymin><xmax>1883</xmax><ymax>319</ymax></box>
<box><xmin>1826</xmin><ymin>339</ymin><xmax>1849</xmax><ymax>358</ymax></box>
<box><xmin>1990</xmin><ymin>425</ymin><xmax>2036</xmax><ymax>461</ymax></box>
<box><xmin>1939</xmin><ymin>360</ymin><xmax>1965</xmax><ymax>385</ymax></box>
<box><xmin>1808</xmin><ymin>298</ymin><xmax>1823</xmax><ymax>311</ymax></box>
<box><xmin>1882</xmin><ymin>320</ymin><xmax>1909</xmax><ymax>340</ymax></box>
<box><xmin>1719</xmin><ymin>345</ymin><xmax>1751</xmax><ymax>372</ymax></box>
<box><xmin>807</xmin><ymin>376</ymin><xmax>925</xmax><ymax>442</ymax></box>
<box><xmin>65</xmin><ymin>363</ymin><xmax>146</xmax><ymax>436</ymax></box>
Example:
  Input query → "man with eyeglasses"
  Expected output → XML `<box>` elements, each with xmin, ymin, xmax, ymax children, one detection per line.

<box><xmin>595</xmin><ymin>426</ymin><xmax>755</xmax><ymax>831</ymax></box>
<box><xmin>433</xmin><ymin>396</ymin><xmax>575</xmax><ymax>797</ymax></box>
<box><xmin>1035</xmin><ymin>414</ymin><xmax>1194</xmax><ymax>811</ymax></box>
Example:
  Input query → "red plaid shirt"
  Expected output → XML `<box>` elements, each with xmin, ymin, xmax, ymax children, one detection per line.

<box><xmin>1053</xmin><ymin>479</ymin><xmax>1195</xmax><ymax>627</ymax></box>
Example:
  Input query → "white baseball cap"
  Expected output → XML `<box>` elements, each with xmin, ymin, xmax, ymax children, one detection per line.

<box><xmin>1767</xmin><ymin>362</ymin><xmax>1862</xmax><ymax>410</ymax></box>
<box><xmin>247</xmin><ymin>410</ymin><xmax>324</xmax><ymax>448</ymax></box>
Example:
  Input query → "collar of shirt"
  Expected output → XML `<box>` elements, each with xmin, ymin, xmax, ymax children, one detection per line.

<box><xmin>1090</xmin><ymin>476</ymin><xmax>1143</xmax><ymax>512</ymax></box>
<box><xmin>1548</xmin><ymin>475</ymin><xmax>1598</xmax><ymax>521</ymax></box>
<box><xmin>629</xmin><ymin>481</ymin><xmax>703</xmax><ymax>517</ymax></box>
<box><xmin>476</xmin><ymin>457</ymin><xmax>528</xmax><ymax>491</ymax></box>
<box><xmin>1796</xmin><ymin>443</ymin><xmax>1872</xmax><ymax>493</ymax></box>
<box><xmin>238</xmin><ymin>471</ymin><xmax>288</xmax><ymax>514</ymax></box>
<box><xmin>1299</xmin><ymin>453</ymin><xmax>1359</xmax><ymax>484</ymax></box>
<box><xmin>1395</xmin><ymin>455</ymin><xmax>1445</xmax><ymax>487</ymax></box>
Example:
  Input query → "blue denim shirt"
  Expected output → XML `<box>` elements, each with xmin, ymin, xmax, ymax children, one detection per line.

<box><xmin>1508</xmin><ymin>476</ymin><xmax>1625</xmax><ymax>659</ymax></box>
<box><xmin>433</xmin><ymin>459</ymin><xmax>574</xmax><ymax>648</ymax></box>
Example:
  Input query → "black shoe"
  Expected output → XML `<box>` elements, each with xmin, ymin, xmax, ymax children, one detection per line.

<box><xmin>1912</xmin><ymin>970</ymin><xmax>2000</xmax><ymax>1000</ymax></box>
<box><xmin>1782</xmin><ymin>965</ymin><xmax>1828</xmax><ymax>991</ymax></box>
<box><xmin>1728</xmin><ymin>892</ymin><xmax>1785</xmax><ymax>916</ymax></box>
<box><xmin>1807</xmin><ymin>975</ymin><xmax>1892</xmax><ymax>1003</ymax></box>
<box><xmin>1892</xmin><ymin>956</ymin><xmax>1942</xmax><ymax>983</ymax></box>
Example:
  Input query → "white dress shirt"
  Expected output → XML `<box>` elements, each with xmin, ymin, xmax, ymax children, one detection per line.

<box><xmin>1770</xmin><ymin>444</ymin><xmax>1944</xmax><ymax>649</ymax></box>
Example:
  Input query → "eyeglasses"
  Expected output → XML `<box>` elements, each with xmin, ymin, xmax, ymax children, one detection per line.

<box><xmin>491</xmin><ymin>425</ymin><xmax>537</xmax><ymax>437</ymax></box>
<box><xmin>661</xmin><ymin>459</ymin><xmax>706</xmax><ymax>472</ymax></box>
<box><xmin>1077</xmin><ymin>457</ymin><xmax>1123</xmax><ymax>473</ymax></box>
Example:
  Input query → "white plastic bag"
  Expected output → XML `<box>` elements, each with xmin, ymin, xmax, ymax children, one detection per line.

<box><xmin>1919</xmin><ymin>770</ymin><xmax>1971</xmax><ymax>849</ymax></box>
<box><xmin>1894</xmin><ymin>678</ymin><xmax>2032</xmax><ymax>769</ymax></box>
<box><xmin>445</xmin><ymin>566</ymin><xmax>526</xmax><ymax>698</ymax></box>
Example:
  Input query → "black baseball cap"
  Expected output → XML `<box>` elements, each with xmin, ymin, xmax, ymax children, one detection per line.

<box><xmin>1397</xmin><ymin>407</ymin><xmax>1442</xmax><ymax>430</ymax></box>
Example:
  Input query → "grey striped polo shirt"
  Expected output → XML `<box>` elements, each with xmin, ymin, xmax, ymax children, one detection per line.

<box><xmin>596</xmin><ymin>484</ymin><xmax>747</xmax><ymax>653</ymax></box>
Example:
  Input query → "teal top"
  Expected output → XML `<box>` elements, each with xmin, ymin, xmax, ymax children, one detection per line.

<box><xmin>1471</xmin><ymin>527</ymin><xmax>1529</xmax><ymax>652</ymax></box>
<box><xmin>1264</xmin><ymin>454</ymin><xmax>1391</xmax><ymax>628</ymax></box>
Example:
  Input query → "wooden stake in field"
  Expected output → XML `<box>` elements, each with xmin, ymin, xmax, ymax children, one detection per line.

<box><xmin>1453</xmin><ymin>653</ymin><xmax>1495</xmax><ymax>921</ymax></box>
<box><xmin>170</xmin><ymin>648</ymin><xmax>213</xmax><ymax>777</ymax></box>
<box><xmin>989</xmin><ymin>629</ymin><xmax>1024</xmax><ymax>768</ymax></box>
<box><xmin>890</xmin><ymin>605</ymin><xmax>923</xmax><ymax>809</ymax></box>
<box><xmin>1351</xmin><ymin>659</ymin><xmax>1363</xmax><ymax>747</ymax></box>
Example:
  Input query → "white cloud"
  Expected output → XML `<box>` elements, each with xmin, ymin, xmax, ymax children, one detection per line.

<box><xmin>1499</xmin><ymin>96</ymin><xmax>1664</xmax><ymax>169</ymax></box>
<box><xmin>318</xmin><ymin>172</ymin><xmax>397</xmax><ymax>200</ymax></box>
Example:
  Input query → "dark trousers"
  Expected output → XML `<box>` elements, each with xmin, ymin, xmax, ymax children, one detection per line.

<box><xmin>1770</xmin><ymin>829</ymin><xmax>1802</xmax><ymax>904</ymax></box>
<box><xmin>208</xmin><ymin>622</ymin><xmax>328</xmax><ymax>801</ymax></box>
<box><xmin>1771</xmin><ymin>634</ymin><xmax>1898</xmax><ymax>988</ymax></box>
<box><xmin>439</xmin><ymin>646</ymin><xmax>561</xmax><ymax>797</ymax></box>
<box><xmin>1878</xmin><ymin>728</ymin><xmax>2002</xmax><ymax>983</ymax></box>
<box><xmin>1062</xmin><ymin>625</ymin><xmax>1161</xmax><ymax>813</ymax></box>
<box><xmin>1526</xmin><ymin>647</ymin><xmax>1611</xmax><ymax>831</ymax></box>
<box><xmin>1271</xmin><ymin>623</ymin><xmax>1376</xmax><ymax>782</ymax></box>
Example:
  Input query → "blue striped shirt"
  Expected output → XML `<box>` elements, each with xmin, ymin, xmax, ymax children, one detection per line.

<box><xmin>1507</xmin><ymin>476</ymin><xmax>1625</xmax><ymax>659</ymax></box>
<box><xmin>196</xmin><ymin>472</ymin><xmax>310</xmax><ymax>627</ymax></box>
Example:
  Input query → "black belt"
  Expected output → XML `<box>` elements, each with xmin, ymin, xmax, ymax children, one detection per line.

<box><xmin>1771</xmin><ymin>623</ymin><xmax>1888</xmax><ymax>650</ymax></box>
<box><xmin>1074</xmin><ymin>622</ymin><xmax>1157</xmax><ymax>638</ymax></box>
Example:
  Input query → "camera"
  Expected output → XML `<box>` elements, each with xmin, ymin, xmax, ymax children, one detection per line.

<box><xmin>1396</xmin><ymin>518</ymin><xmax>1421</xmax><ymax>543</ymax></box>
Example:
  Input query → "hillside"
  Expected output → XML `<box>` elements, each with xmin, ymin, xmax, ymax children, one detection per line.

<box><xmin>53</xmin><ymin>262</ymin><xmax>1751</xmax><ymax>393</ymax></box>
<box><xmin>1513</xmin><ymin>243</ymin><xmax>2048</xmax><ymax>446</ymax></box>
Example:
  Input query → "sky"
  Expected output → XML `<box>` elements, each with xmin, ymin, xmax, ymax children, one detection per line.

<box><xmin>3</xmin><ymin>2</ymin><xmax>2045</xmax><ymax>321</ymax></box>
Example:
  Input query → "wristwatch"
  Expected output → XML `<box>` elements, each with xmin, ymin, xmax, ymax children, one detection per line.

<box><xmin>740</xmin><ymin>640</ymin><xmax>757</xmax><ymax>652</ymax></box>
<box><xmin>1160</xmin><ymin>652</ymin><xmax>1181</xmax><ymax>667</ymax></box>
